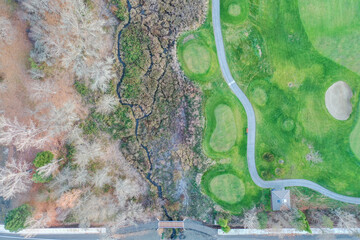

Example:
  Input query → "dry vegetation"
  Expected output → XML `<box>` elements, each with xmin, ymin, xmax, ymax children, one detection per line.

<box><xmin>0</xmin><ymin>0</ymin><xmax>157</xmax><ymax>230</ymax></box>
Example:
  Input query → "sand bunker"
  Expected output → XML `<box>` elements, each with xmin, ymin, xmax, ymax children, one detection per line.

<box><xmin>325</xmin><ymin>81</ymin><xmax>353</xmax><ymax>120</ymax></box>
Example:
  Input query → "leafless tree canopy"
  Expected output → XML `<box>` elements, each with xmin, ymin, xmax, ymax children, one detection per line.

<box><xmin>96</xmin><ymin>94</ymin><xmax>119</xmax><ymax>115</ymax></box>
<box><xmin>0</xmin><ymin>17</ymin><xmax>14</xmax><ymax>44</ymax></box>
<box><xmin>0</xmin><ymin>116</ymin><xmax>48</xmax><ymax>151</ymax></box>
<box><xmin>0</xmin><ymin>158</ymin><xmax>32</xmax><ymax>200</ymax></box>
<box><xmin>242</xmin><ymin>207</ymin><xmax>260</xmax><ymax>229</ymax></box>
<box><xmin>21</xmin><ymin>0</ymin><xmax>118</xmax><ymax>92</ymax></box>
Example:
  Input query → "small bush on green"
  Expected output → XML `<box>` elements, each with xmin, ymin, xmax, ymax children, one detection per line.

<box><xmin>33</xmin><ymin>151</ymin><xmax>54</xmax><ymax>168</ymax></box>
<box><xmin>4</xmin><ymin>204</ymin><xmax>32</xmax><ymax>232</ymax></box>
<box><xmin>262</xmin><ymin>152</ymin><xmax>274</xmax><ymax>162</ymax></box>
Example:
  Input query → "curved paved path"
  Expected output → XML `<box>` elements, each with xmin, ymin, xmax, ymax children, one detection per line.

<box><xmin>212</xmin><ymin>0</ymin><xmax>360</xmax><ymax>205</ymax></box>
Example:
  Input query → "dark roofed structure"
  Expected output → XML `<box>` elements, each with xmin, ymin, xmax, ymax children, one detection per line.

<box><xmin>271</xmin><ymin>189</ymin><xmax>291</xmax><ymax>211</ymax></box>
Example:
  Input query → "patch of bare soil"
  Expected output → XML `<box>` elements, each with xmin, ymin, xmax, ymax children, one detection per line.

<box><xmin>325</xmin><ymin>81</ymin><xmax>353</xmax><ymax>120</ymax></box>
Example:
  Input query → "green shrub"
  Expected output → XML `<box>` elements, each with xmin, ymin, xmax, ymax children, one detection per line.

<box><xmin>32</xmin><ymin>171</ymin><xmax>52</xmax><ymax>183</ymax></box>
<box><xmin>66</xmin><ymin>144</ymin><xmax>76</xmax><ymax>161</ymax></box>
<box><xmin>218</xmin><ymin>218</ymin><xmax>231</xmax><ymax>233</ymax></box>
<box><xmin>257</xmin><ymin>211</ymin><xmax>268</xmax><ymax>229</ymax></box>
<box><xmin>33</xmin><ymin>151</ymin><xmax>54</xmax><ymax>168</ymax></box>
<box><xmin>80</xmin><ymin>119</ymin><xmax>98</xmax><ymax>135</ymax></box>
<box><xmin>28</xmin><ymin>57</ymin><xmax>40</xmax><ymax>70</ymax></box>
<box><xmin>262</xmin><ymin>152</ymin><xmax>275</xmax><ymax>162</ymax></box>
<box><xmin>294</xmin><ymin>209</ymin><xmax>312</xmax><ymax>233</ymax></box>
<box><xmin>74</xmin><ymin>81</ymin><xmax>89</xmax><ymax>96</ymax></box>
<box><xmin>4</xmin><ymin>204</ymin><xmax>32</xmax><ymax>232</ymax></box>
<box><xmin>111</xmin><ymin>0</ymin><xmax>126</xmax><ymax>21</ymax></box>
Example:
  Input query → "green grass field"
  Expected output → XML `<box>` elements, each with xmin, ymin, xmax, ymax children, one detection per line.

<box><xmin>350</xmin><ymin>104</ymin><xmax>360</xmax><ymax>159</ymax></box>
<box><xmin>298</xmin><ymin>0</ymin><xmax>360</xmax><ymax>75</ymax></box>
<box><xmin>221</xmin><ymin>0</ymin><xmax>360</xmax><ymax>196</ymax></box>
<box><xmin>210</xmin><ymin>104</ymin><xmax>237</xmax><ymax>152</ymax></box>
<box><xmin>177</xmin><ymin>0</ymin><xmax>360</xmax><ymax>212</ymax></box>
<box><xmin>182</xmin><ymin>42</ymin><xmax>211</xmax><ymax>74</ymax></box>
<box><xmin>177</xmin><ymin>31</ymin><xmax>219</xmax><ymax>83</ymax></box>
<box><xmin>210</xmin><ymin>173</ymin><xmax>245</xmax><ymax>203</ymax></box>
<box><xmin>177</xmin><ymin>1</ymin><xmax>266</xmax><ymax>213</ymax></box>
<box><xmin>221</xmin><ymin>0</ymin><xmax>249</xmax><ymax>24</ymax></box>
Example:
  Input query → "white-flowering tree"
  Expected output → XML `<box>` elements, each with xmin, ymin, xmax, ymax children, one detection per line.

<box><xmin>0</xmin><ymin>116</ymin><xmax>48</xmax><ymax>151</ymax></box>
<box><xmin>0</xmin><ymin>158</ymin><xmax>32</xmax><ymax>200</ymax></box>
<box><xmin>96</xmin><ymin>95</ymin><xmax>118</xmax><ymax>114</ymax></box>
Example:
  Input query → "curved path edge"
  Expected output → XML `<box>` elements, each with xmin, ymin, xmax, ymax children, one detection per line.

<box><xmin>212</xmin><ymin>0</ymin><xmax>360</xmax><ymax>205</ymax></box>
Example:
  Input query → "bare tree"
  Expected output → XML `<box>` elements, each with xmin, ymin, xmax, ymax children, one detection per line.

<box><xmin>43</xmin><ymin>102</ymin><xmax>79</xmax><ymax>136</ymax></box>
<box><xmin>37</xmin><ymin>158</ymin><xmax>61</xmax><ymax>178</ymax></box>
<box><xmin>73</xmin><ymin>167</ymin><xmax>89</xmax><ymax>187</ymax></box>
<box><xmin>30</xmin><ymin>80</ymin><xmax>57</xmax><ymax>101</ymax></box>
<box><xmin>0</xmin><ymin>158</ymin><xmax>32</xmax><ymax>200</ymax></box>
<box><xmin>73</xmin><ymin>194</ymin><xmax>118</xmax><ymax>228</ymax></box>
<box><xmin>92</xmin><ymin>167</ymin><xmax>112</xmax><ymax>188</ymax></box>
<box><xmin>0</xmin><ymin>17</ymin><xmax>14</xmax><ymax>44</ymax></box>
<box><xmin>50</xmin><ymin>166</ymin><xmax>72</xmax><ymax>198</ymax></box>
<box><xmin>73</xmin><ymin>141</ymin><xmax>102</xmax><ymax>168</ymax></box>
<box><xmin>243</xmin><ymin>207</ymin><xmax>260</xmax><ymax>229</ymax></box>
<box><xmin>114</xmin><ymin>178</ymin><xmax>142</xmax><ymax>207</ymax></box>
<box><xmin>334</xmin><ymin>209</ymin><xmax>358</xmax><ymax>229</ymax></box>
<box><xmin>89</xmin><ymin>57</ymin><xmax>115</xmax><ymax>92</ymax></box>
<box><xmin>114</xmin><ymin>202</ymin><xmax>146</xmax><ymax>227</ymax></box>
<box><xmin>96</xmin><ymin>95</ymin><xmax>118</xmax><ymax>114</ymax></box>
<box><xmin>0</xmin><ymin>116</ymin><xmax>48</xmax><ymax>151</ymax></box>
<box><xmin>24</xmin><ymin>213</ymin><xmax>50</xmax><ymax>238</ymax></box>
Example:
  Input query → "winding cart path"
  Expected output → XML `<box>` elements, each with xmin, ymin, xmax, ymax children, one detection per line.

<box><xmin>212</xmin><ymin>0</ymin><xmax>360</xmax><ymax>205</ymax></box>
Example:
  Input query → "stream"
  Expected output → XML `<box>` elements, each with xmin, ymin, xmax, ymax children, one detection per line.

<box><xmin>115</xmin><ymin>0</ymin><xmax>176</xmax><ymax>235</ymax></box>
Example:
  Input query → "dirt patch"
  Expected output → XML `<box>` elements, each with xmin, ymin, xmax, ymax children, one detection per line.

<box><xmin>325</xmin><ymin>81</ymin><xmax>353</xmax><ymax>120</ymax></box>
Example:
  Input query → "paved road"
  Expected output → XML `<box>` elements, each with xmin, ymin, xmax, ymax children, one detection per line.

<box><xmin>0</xmin><ymin>233</ymin><xmax>100</xmax><ymax>240</ymax></box>
<box><xmin>212</xmin><ymin>0</ymin><xmax>360</xmax><ymax>205</ymax></box>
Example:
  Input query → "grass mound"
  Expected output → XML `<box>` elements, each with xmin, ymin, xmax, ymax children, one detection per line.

<box><xmin>210</xmin><ymin>174</ymin><xmax>245</xmax><ymax>203</ymax></box>
<box><xmin>282</xmin><ymin>119</ymin><xmax>295</xmax><ymax>132</ymax></box>
<box><xmin>221</xmin><ymin>0</ymin><xmax>249</xmax><ymax>25</ymax></box>
<box><xmin>210</xmin><ymin>104</ymin><xmax>237</xmax><ymax>152</ymax></box>
<box><xmin>177</xmin><ymin>31</ymin><xmax>219</xmax><ymax>83</ymax></box>
<box><xmin>251</xmin><ymin>88</ymin><xmax>268</xmax><ymax>106</ymax></box>
<box><xmin>228</xmin><ymin>3</ymin><xmax>241</xmax><ymax>16</ymax></box>
<box><xmin>183</xmin><ymin>42</ymin><xmax>211</xmax><ymax>74</ymax></box>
